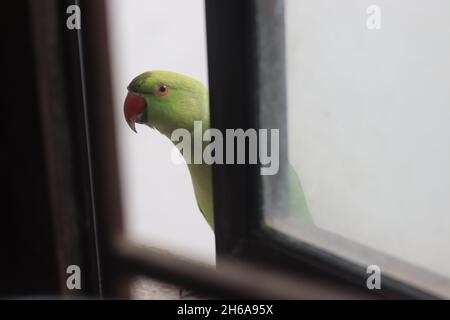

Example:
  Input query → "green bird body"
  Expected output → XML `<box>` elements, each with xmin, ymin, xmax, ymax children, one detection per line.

<box><xmin>124</xmin><ymin>70</ymin><xmax>312</xmax><ymax>230</ymax></box>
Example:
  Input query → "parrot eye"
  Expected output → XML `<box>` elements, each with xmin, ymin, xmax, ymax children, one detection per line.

<box><xmin>155</xmin><ymin>84</ymin><xmax>169</xmax><ymax>97</ymax></box>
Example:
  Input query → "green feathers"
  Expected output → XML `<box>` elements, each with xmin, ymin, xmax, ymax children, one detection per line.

<box><xmin>128</xmin><ymin>71</ymin><xmax>210</xmax><ymax>137</ymax></box>
<box><xmin>126</xmin><ymin>71</ymin><xmax>215</xmax><ymax>229</ymax></box>
<box><xmin>125</xmin><ymin>70</ymin><xmax>312</xmax><ymax>230</ymax></box>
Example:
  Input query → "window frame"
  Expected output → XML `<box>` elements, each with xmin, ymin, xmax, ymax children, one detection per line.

<box><xmin>76</xmin><ymin>0</ymin><xmax>444</xmax><ymax>299</ymax></box>
<box><xmin>206</xmin><ymin>0</ymin><xmax>443</xmax><ymax>299</ymax></box>
<box><xmin>20</xmin><ymin>0</ymin><xmax>103</xmax><ymax>297</ymax></box>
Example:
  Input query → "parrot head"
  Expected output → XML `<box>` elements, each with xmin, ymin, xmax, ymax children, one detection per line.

<box><xmin>124</xmin><ymin>70</ymin><xmax>209</xmax><ymax>137</ymax></box>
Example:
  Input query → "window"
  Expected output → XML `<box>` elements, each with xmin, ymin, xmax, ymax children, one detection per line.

<box><xmin>85</xmin><ymin>0</ymin><xmax>450</xmax><ymax>299</ymax></box>
<box><xmin>264</xmin><ymin>0</ymin><xmax>450</xmax><ymax>297</ymax></box>
<box><xmin>7</xmin><ymin>0</ymin><xmax>449</xmax><ymax>299</ymax></box>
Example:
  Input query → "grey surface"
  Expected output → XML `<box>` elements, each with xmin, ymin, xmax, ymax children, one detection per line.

<box><xmin>131</xmin><ymin>277</ymin><xmax>207</xmax><ymax>300</ymax></box>
<box><xmin>283</xmin><ymin>0</ymin><xmax>450</xmax><ymax>279</ymax></box>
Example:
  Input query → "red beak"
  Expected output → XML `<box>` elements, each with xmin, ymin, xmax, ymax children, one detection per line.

<box><xmin>124</xmin><ymin>91</ymin><xmax>146</xmax><ymax>133</ymax></box>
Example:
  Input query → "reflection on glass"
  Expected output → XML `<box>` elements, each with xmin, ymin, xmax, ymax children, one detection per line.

<box><xmin>265</xmin><ymin>0</ymin><xmax>450</xmax><ymax>296</ymax></box>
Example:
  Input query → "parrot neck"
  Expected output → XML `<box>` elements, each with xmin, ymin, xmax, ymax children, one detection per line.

<box><xmin>171</xmin><ymin>119</ymin><xmax>214</xmax><ymax>229</ymax></box>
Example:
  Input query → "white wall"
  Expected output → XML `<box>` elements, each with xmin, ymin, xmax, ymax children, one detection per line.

<box><xmin>106</xmin><ymin>0</ymin><xmax>214</xmax><ymax>265</ymax></box>
<box><xmin>286</xmin><ymin>0</ymin><xmax>450</xmax><ymax>277</ymax></box>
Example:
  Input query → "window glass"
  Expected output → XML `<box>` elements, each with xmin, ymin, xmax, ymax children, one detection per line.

<box><xmin>265</xmin><ymin>0</ymin><xmax>450</xmax><ymax>295</ymax></box>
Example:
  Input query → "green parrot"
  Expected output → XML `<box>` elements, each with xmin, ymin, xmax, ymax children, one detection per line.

<box><xmin>124</xmin><ymin>70</ymin><xmax>312</xmax><ymax>230</ymax></box>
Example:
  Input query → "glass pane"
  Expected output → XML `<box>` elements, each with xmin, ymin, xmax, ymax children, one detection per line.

<box><xmin>106</xmin><ymin>0</ymin><xmax>214</xmax><ymax>271</ymax></box>
<box><xmin>265</xmin><ymin>0</ymin><xmax>450</xmax><ymax>296</ymax></box>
